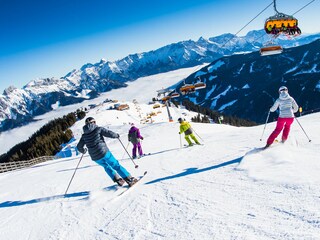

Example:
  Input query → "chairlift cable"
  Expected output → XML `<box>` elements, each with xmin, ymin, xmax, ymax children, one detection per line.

<box><xmin>273</xmin><ymin>0</ymin><xmax>280</xmax><ymax>14</ymax></box>
<box><xmin>254</xmin><ymin>0</ymin><xmax>317</xmax><ymax>43</ymax></box>
<box><xmin>189</xmin><ymin>2</ymin><xmax>273</xmax><ymax>78</ymax></box>
<box><xmin>186</xmin><ymin>2</ymin><xmax>274</xmax><ymax>86</ymax></box>
<box><xmin>291</xmin><ymin>0</ymin><xmax>316</xmax><ymax>15</ymax></box>
<box><xmin>179</xmin><ymin>3</ymin><xmax>274</xmax><ymax>94</ymax></box>
<box><xmin>221</xmin><ymin>2</ymin><xmax>273</xmax><ymax>48</ymax></box>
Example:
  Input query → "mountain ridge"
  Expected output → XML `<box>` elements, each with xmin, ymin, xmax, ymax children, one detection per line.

<box><xmin>1</xmin><ymin>29</ymin><xmax>320</xmax><ymax>131</ymax></box>
<box><xmin>175</xmin><ymin>39</ymin><xmax>320</xmax><ymax>123</ymax></box>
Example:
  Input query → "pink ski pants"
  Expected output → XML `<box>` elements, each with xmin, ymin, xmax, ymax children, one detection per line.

<box><xmin>267</xmin><ymin>117</ymin><xmax>294</xmax><ymax>145</ymax></box>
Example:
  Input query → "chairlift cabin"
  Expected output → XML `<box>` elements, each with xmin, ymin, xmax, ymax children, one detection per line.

<box><xmin>180</xmin><ymin>84</ymin><xmax>195</xmax><ymax>95</ymax></box>
<box><xmin>264</xmin><ymin>0</ymin><xmax>300</xmax><ymax>36</ymax></box>
<box><xmin>194</xmin><ymin>82</ymin><xmax>206</xmax><ymax>90</ymax></box>
<box><xmin>161</xmin><ymin>96</ymin><xmax>171</xmax><ymax>102</ymax></box>
<box><xmin>260</xmin><ymin>45</ymin><xmax>283</xmax><ymax>56</ymax></box>
<box><xmin>170</xmin><ymin>91</ymin><xmax>180</xmax><ymax>98</ymax></box>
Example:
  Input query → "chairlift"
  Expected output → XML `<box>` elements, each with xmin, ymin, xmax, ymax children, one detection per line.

<box><xmin>179</xmin><ymin>79</ymin><xmax>196</xmax><ymax>95</ymax></box>
<box><xmin>264</xmin><ymin>0</ymin><xmax>301</xmax><ymax>36</ymax></box>
<box><xmin>180</xmin><ymin>84</ymin><xmax>196</xmax><ymax>95</ymax></box>
<box><xmin>170</xmin><ymin>91</ymin><xmax>180</xmax><ymax>98</ymax></box>
<box><xmin>194</xmin><ymin>82</ymin><xmax>206</xmax><ymax>90</ymax></box>
<box><xmin>260</xmin><ymin>45</ymin><xmax>283</xmax><ymax>56</ymax></box>
<box><xmin>161</xmin><ymin>96</ymin><xmax>171</xmax><ymax>102</ymax></box>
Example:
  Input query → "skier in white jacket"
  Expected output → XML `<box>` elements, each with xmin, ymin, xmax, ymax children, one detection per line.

<box><xmin>265</xmin><ymin>86</ymin><xmax>299</xmax><ymax>148</ymax></box>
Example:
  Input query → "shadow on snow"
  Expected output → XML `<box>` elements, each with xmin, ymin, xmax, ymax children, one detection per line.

<box><xmin>0</xmin><ymin>185</ymin><xmax>118</xmax><ymax>208</ymax></box>
<box><xmin>0</xmin><ymin>155</ymin><xmax>245</xmax><ymax>208</ymax></box>
<box><xmin>145</xmin><ymin>156</ymin><xmax>244</xmax><ymax>185</ymax></box>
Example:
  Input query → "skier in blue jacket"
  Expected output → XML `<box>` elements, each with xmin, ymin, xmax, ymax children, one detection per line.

<box><xmin>77</xmin><ymin>117</ymin><xmax>137</xmax><ymax>187</ymax></box>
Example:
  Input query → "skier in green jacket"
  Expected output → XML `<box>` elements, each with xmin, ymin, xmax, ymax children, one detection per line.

<box><xmin>178</xmin><ymin>118</ymin><xmax>200</xmax><ymax>146</ymax></box>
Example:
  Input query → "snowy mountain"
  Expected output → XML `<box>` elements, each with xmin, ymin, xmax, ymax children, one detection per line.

<box><xmin>0</xmin><ymin>66</ymin><xmax>200</xmax><ymax>155</ymax></box>
<box><xmin>0</xmin><ymin>92</ymin><xmax>319</xmax><ymax>239</ymax></box>
<box><xmin>1</xmin><ymin>30</ymin><xmax>320</xmax><ymax>131</ymax></box>
<box><xmin>175</xmin><ymin>39</ymin><xmax>320</xmax><ymax>123</ymax></box>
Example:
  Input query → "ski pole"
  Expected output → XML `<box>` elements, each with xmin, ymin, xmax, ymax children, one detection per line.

<box><xmin>191</xmin><ymin>127</ymin><xmax>204</xmax><ymax>142</ymax></box>
<box><xmin>118</xmin><ymin>138</ymin><xmax>139</xmax><ymax>168</ymax></box>
<box><xmin>121</xmin><ymin>142</ymin><xmax>130</xmax><ymax>160</ymax></box>
<box><xmin>260</xmin><ymin>111</ymin><xmax>270</xmax><ymax>141</ymax></box>
<box><xmin>295</xmin><ymin>117</ymin><xmax>312</xmax><ymax>142</ymax></box>
<box><xmin>64</xmin><ymin>152</ymin><xmax>85</xmax><ymax>196</ymax></box>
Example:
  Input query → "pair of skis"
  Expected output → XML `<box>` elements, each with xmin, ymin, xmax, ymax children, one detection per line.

<box><xmin>183</xmin><ymin>143</ymin><xmax>204</xmax><ymax>148</ymax></box>
<box><xmin>113</xmin><ymin>171</ymin><xmax>147</xmax><ymax>197</ymax></box>
<box><xmin>134</xmin><ymin>153</ymin><xmax>151</xmax><ymax>159</ymax></box>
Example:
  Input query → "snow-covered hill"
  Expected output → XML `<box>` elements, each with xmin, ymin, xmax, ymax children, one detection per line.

<box><xmin>0</xmin><ymin>65</ymin><xmax>202</xmax><ymax>155</ymax></box>
<box><xmin>0</xmin><ymin>77</ymin><xmax>319</xmax><ymax>239</ymax></box>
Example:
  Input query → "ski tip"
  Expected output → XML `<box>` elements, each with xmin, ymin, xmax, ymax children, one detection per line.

<box><xmin>143</xmin><ymin>171</ymin><xmax>148</xmax><ymax>175</ymax></box>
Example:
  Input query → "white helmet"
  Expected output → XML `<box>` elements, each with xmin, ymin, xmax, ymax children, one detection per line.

<box><xmin>279</xmin><ymin>86</ymin><xmax>288</xmax><ymax>92</ymax></box>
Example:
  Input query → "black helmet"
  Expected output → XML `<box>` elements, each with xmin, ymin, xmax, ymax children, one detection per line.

<box><xmin>178</xmin><ymin>117</ymin><xmax>183</xmax><ymax>123</ymax></box>
<box><xmin>85</xmin><ymin>117</ymin><xmax>96</xmax><ymax>124</ymax></box>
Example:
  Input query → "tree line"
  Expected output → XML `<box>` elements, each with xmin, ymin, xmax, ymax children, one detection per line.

<box><xmin>0</xmin><ymin>110</ymin><xmax>86</xmax><ymax>163</ymax></box>
<box><xmin>173</xmin><ymin>100</ymin><xmax>257</xmax><ymax>127</ymax></box>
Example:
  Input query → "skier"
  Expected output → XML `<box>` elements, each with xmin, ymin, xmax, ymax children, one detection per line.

<box><xmin>128</xmin><ymin>123</ymin><xmax>144</xmax><ymax>159</ymax></box>
<box><xmin>77</xmin><ymin>117</ymin><xmax>138</xmax><ymax>187</ymax></box>
<box><xmin>265</xmin><ymin>86</ymin><xmax>299</xmax><ymax>148</ymax></box>
<box><xmin>178</xmin><ymin>118</ymin><xmax>200</xmax><ymax>146</ymax></box>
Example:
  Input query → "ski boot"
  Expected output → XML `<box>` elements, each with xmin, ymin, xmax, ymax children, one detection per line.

<box><xmin>263</xmin><ymin>144</ymin><xmax>271</xmax><ymax>149</ymax></box>
<box><xmin>124</xmin><ymin>176</ymin><xmax>138</xmax><ymax>187</ymax></box>
<box><xmin>113</xmin><ymin>176</ymin><xmax>125</xmax><ymax>186</ymax></box>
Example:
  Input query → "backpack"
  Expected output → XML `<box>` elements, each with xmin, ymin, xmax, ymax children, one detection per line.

<box><xmin>128</xmin><ymin>129</ymin><xmax>138</xmax><ymax>143</ymax></box>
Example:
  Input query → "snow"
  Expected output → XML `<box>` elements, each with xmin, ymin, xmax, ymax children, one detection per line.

<box><xmin>1</xmin><ymin>68</ymin><xmax>320</xmax><ymax>240</ymax></box>
<box><xmin>207</xmin><ymin>60</ymin><xmax>224</xmax><ymax>73</ymax></box>
<box><xmin>194</xmin><ymin>70</ymin><xmax>207</xmax><ymax>78</ymax></box>
<box><xmin>242</xmin><ymin>84</ymin><xmax>250</xmax><ymax>89</ymax></box>
<box><xmin>208</xmin><ymin>75</ymin><xmax>217</xmax><ymax>81</ymax></box>
<box><xmin>218</xmin><ymin>99</ymin><xmax>238</xmax><ymax>111</ymax></box>
<box><xmin>250</xmin><ymin>62</ymin><xmax>255</xmax><ymax>73</ymax></box>
<box><xmin>205</xmin><ymin>84</ymin><xmax>216</xmax><ymax>99</ymax></box>
<box><xmin>293</xmin><ymin>64</ymin><xmax>319</xmax><ymax>76</ymax></box>
<box><xmin>237</xmin><ymin>63</ymin><xmax>245</xmax><ymax>74</ymax></box>
<box><xmin>210</xmin><ymin>85</ymin><xmax>232</xmax><ymax>108</ymax></box>
<box><xmin>51</xmin><ymin>101</ymin><xmax>60</xmax><ymax>110</ymax></box>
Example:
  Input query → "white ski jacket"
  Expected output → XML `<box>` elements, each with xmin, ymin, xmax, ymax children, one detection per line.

<box><xmin>270</xmin><ymin>92</ymin><xmax>299</xmax><ymax>118</ymax></box>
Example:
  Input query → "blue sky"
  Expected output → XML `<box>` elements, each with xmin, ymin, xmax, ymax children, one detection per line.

<box><xmin>1</xmin><ymin>0</ymin><xmax>319</xmax><ymax>93</ymax></box>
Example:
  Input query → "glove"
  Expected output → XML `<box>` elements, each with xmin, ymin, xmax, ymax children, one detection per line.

<box><xmin>141</xmin><ymin>137</ymin><xmax>144</xmax><ymax>140</ymax></box>
<box><xmin>179</xmin><ymin>132</ymin><xmax>181</xmax><ymax>134</ymax></box>
<box><xmin>83</xmin><ymin>148</ymin><xmax>87</xmax><ymax>154</ymax></box>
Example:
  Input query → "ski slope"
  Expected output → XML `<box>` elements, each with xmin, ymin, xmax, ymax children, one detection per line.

<box><xmin>1</xmin><ymin>67</ymin><xmax>320</xmax><ymax>240</ymax></box>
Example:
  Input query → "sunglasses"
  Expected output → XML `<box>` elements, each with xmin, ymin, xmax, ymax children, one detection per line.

<box><xmin>279</xmin><ymin>89</ymin><xmax>287</xmax><ymax>92</ymax></box>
